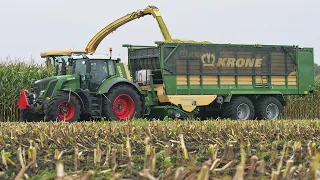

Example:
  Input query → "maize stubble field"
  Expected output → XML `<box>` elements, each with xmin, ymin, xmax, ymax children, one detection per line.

<box><xmin>1</xmin><ymin>62</ymin><xmax>320</xmax><ymax>179</ymax></box>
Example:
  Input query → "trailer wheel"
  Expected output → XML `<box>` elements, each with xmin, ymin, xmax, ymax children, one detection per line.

<box><xmin>103</xmin><ymin>84</ymin><xmax>143</xmax><ymax>121</ymax></box>
<box><xmin>20</xmin><ymin>109</ymin><xmax>43</xmax><ymax>122</ymax></box>
<box><xmin>223</xmin><ymin>96</ymin><xmax>255</xmax><ymax>120</ymax></box>
<box><xmin>45</xmin><ymin>92</ymin><xmax>81</xmax><ymax>122</ymax></box>
<box><xmin>255</xmin><ymin>96</ymin><xmax>283</xmax><ymax>120</ymax></box>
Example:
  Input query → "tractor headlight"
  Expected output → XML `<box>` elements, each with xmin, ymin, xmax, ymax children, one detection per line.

<box><xmin>39</xmin><ymin>90</ymin><xmax>45</xmax><ymax>96</ymax></box>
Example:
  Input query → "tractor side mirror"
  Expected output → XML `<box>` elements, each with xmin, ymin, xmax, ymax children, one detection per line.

<box><xmin>61</xmin><ymin>59</ymin><xmax>66</xmax><ymax>75</ymax></box>
<box><xmin>55</xmin><ymin>64</ymin><xmax>59</xmax><ymax>76</ymax></box>
<box><xmin>85</xmin><ymin>60</ymin><xmax>91</xmax><ymax>73</ymax></box>
<box><xmin>67</xmin><ymin>57</ymin><xmax>73</xmax><ymax>66</ymax></box>
<box><xmin>83</xmin><ymin>60</ymin><xmax>91</xmax><ymax>90</ymax></box>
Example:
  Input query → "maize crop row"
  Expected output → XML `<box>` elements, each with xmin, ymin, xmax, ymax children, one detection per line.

<box><xmin>0</xmin><ymin>120</ymin><xmax>320</xmax><ymax>179</ymax></box>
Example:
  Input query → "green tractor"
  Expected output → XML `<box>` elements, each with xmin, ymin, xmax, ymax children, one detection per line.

<box><xmin>17</xmin><ymin>51</ymin><xmax>143</xmax><ymax>122</ymax></box>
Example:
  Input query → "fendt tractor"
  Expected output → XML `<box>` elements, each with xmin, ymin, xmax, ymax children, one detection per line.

<box><xmin>18</xmin><ymin>41</ymin><xmax>314</xmax><ymax>122</ymax></box>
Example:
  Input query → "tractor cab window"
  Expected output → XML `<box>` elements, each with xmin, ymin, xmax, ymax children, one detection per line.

<box><xmin>47</xmin><ymin>56</ymin><xmax>70</xmax><ymax>67</ymax></box>
<box><xmin>73</xmin><ymin>60</ymin><xmax>87</xmax><ymax>80</ymax></box>
<box><xmin>45</xmin><ymin>56</ymin><xmax>71</xmax><ymax>75</ymax></box>
<box><xmin>73</xmin><ymin>59</ymin><xmax>116</xmax><ymax>91</ymax></box>
<box><xmin>90</xmin><ymin>60</ymin><xmax>109</xmax><ymax>83</ymax></box>
<box><xmin>90</xmin><ymin>60</ymin><xmax>116</xmax><ymax>89</ymax></box>
<box><xmin>108</xmin><ymin>61</ymin><xmax>116</xmax><ymax>76</ymax></box>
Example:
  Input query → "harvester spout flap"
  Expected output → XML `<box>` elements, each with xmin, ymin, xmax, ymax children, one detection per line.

<box><xmin>17</xmin><ymin>90</ymin><xmax>30</xmax><ymax>109</ymax></box>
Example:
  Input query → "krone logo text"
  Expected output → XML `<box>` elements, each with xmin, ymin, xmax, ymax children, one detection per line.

<box><xmin>201</xmin><ymin>53</ymin><xmax>262</xmax><ymax>68</ymax></box>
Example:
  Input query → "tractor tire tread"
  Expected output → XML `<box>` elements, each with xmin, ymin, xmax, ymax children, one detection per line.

<box><xmin>45</xmin><ymin>92</ymin><xmax>81</xmax><ymax>122</ymax></box>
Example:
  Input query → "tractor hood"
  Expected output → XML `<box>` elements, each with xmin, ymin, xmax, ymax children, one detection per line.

<box><xmin>34</xmin><ymin>76</ymin><xmax>57</xmax><ymax>97</ymax></box>
<box><xmin>33</xmin><ymin>74</ymin><xmax>80</xmax><ymax>97</ymax></box>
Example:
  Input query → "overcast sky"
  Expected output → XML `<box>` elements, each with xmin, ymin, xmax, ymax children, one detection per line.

<box><xmin>0</xmin><ymin>0</ymin><xmax>319</xmax><ymax>64</ymax></box>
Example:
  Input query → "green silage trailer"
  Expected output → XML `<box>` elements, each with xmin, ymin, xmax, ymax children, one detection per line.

<box><xmin>124</xmin><ymin>41</ymin><xmax>314</xmax><ymax>120</ymax></box>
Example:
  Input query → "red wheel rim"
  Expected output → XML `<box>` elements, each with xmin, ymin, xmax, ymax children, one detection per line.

<box><xmin>112</xmin><ymin>94</ymin><xmax>135</xmax><ymax>120</ymax></box>
<box><xmin>57</xmin><ymin>101</ymin><xmax>75</xmax><ymax>121</ymax></box>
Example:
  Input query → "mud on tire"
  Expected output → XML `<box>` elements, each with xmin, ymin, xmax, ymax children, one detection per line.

<box><xmin>45</xmin><ymin>92</ymin><xmax>81</xmax><ymax>122</ymax></box>
<box><xmin>223</xmin><ymin>96</ymin><xmax>255</xmax><ymax>120</ymax></box>
<box><xmin>103</xmin><ymin>84</ymin><xmax>143</xmax><ymax>121</ymax></box>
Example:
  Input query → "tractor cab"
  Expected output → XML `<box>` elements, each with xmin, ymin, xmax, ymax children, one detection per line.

<box><xmin>69</xmin><ymin>52</ymin><xmax>119</xmax><ymax>91</ymax></box>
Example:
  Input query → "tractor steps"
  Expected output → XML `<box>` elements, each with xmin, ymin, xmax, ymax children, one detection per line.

<box><xmin>90</xmin><ymin>95</ymin><xmax>102</xmax><ymax>117</ymax></box>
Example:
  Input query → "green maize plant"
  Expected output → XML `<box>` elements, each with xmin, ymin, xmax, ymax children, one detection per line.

<box><xmin>0</xmin><ymin>59</ymin><xmax>54</xmax><ymax>121</ymax></box>
<box><xmin>284</xmin><ymin>75</ymin><xmax>320</xmax><ymax>119</ymax></box>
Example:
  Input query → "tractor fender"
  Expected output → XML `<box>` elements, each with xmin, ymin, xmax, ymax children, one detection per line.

<box><xmin>100</xmin><ymin>78</ymin><xmax>140</xmax><ymax>94</ymax></box>
<box><xmin>60</xmin><ymin>89</ymin><xmax>86</xmax><ymax>112</ymax></box>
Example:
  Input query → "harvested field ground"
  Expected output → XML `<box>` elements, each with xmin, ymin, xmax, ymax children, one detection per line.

<box><xmin>0</xmin><ymin>119</ymin><xmax>320</xmax><ymax>179</ymax></box>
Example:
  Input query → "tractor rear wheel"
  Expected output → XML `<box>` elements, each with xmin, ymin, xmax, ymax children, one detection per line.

<box><xmin>103</xmin><ymin>84</ymin><xmax>143</xmax><ymax>121</ymax></box>
<box><xmin>45</xmin><ymin>92</ymin><xmax>81</xmax><ymax>122</ymax></box>
<box><xmin>223</xmin><ymin>96</ymin><xmax>255</xmax><ymax>120</ymax></box>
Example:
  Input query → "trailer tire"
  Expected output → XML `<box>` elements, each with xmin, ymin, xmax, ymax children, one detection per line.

<box><xmin>223</xmin><ymin>96</ymin><xmax>255</xmax><ymax>120</ymax></box>
<box><xmin>103</xmin><ymin>84</ymin><xmax>143</xmax><ymax>121</ymax></box>
<box><xmin>255</xmin><ymin>96</ymin><xmax>283</xmax><ymax>120</ymax></box>
<box><xmin>45</xmin><ymin>92</ymin><xmax>81</xmax><ymax>122</ymax></box>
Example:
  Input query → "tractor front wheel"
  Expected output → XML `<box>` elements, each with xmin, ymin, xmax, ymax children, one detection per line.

<box><xmin>45</xmin><ymin>93</ymin><xmax>81</xmax><ymax>122</ymax></box>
